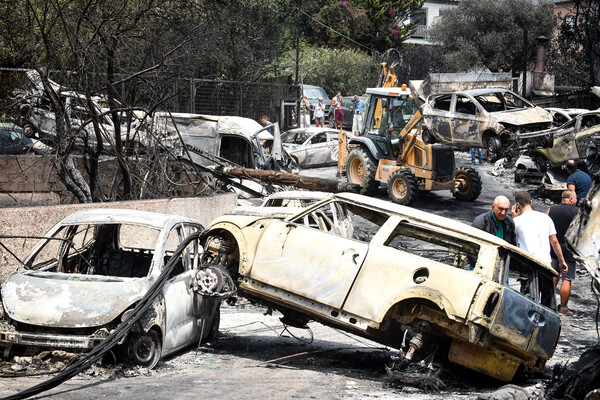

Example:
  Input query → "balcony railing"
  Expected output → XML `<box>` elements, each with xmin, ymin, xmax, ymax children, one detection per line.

<box><xmin>411</xmin><ymin>25</ymin><xmax>428</xmax><ymax>38</ymax></box>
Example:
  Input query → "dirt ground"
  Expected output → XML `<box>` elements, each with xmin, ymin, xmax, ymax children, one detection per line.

<box><xmin>0</xmin><ymin>152</ymin><xmax>597</xmax><ymax>399</ymax></box>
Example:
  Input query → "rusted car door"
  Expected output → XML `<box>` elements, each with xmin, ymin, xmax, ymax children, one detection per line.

<box><xmin>302</xmin><ymin>132</ymin><xmax>333</xmax><ymax>167</ymax></box>
<box><xmin>489</xmin><ymin>254</ymin><xmax>560</xmax><ymax>357</ymax></box>
<box><xmin>248</xmin><ymin>219</ymin><xmax>368</xmax><ymax>310</ymax></box>
<box><xmin>162</xmin><ymin>225</ymin><xmax>198</xmax><ymax>351</ymax></box>
<box><xmin>450</xmin><ymin>95</ymin><xmax>483</xmax><ymax>146</ymax></box>
<box><xmin>426</xmin><ymin>94</ymin><xmax>453</xmax><ymax>142</ymax></box>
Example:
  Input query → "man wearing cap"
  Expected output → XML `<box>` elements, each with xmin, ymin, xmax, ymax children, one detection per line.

<box><xmin>352</xmin><ymin>95</ymin><xmax>366</xmax><ymax>134</ymax></box>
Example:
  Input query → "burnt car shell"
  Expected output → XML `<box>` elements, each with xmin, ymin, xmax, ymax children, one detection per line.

<box><xmin>0</xmin><ymin>209</ymin><xmax>219</xmax><ymax>367</ymax></box>
<box><xmin>201</xmin><ymin>192</ymin><xmax>560</xmax><ymax>382</ymax></box>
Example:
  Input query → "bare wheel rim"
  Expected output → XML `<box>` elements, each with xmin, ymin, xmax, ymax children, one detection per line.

<box><xmin>349</xmin><ymin>158</ymin><xmax>364</xmax><ymax>182</ymax></box>
<box><xmin>456</xmin><ymin>173</ymin><xmax>470</xmax><ymax>194</ymax></box>
<box><xmin>392</xmin><ymin>178</ymin><xmax>407</xmax><ymax>198</ymax></box>
<box><xmin>128</xmin><ymin>332</ymin><xmax>159</xmax><ymax>365</ymax></box>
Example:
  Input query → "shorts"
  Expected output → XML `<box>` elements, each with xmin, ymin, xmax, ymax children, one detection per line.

<box><xmin>334</xmin><ymin>109</ymin><xmax>344</xmax><ymax>122</ymax></box>
<box><xmin>315</xmin><ymin>115</ymin><xmax>325</xmax><ymax>122</ymax></box>
<box><xmin>551</xmin><ymin>258</ymin><xmax>576</xmax><ymax>280</ymax></box>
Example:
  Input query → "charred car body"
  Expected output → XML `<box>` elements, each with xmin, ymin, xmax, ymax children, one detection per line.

<box><xmin>520</xmin><ymin>110</ymin><xmax>600</xmax><ymax>171</ymax></box>
<box><xmin>0</xmin><ymin>209</ymin><xmax>220</xmax><ymax>368</ymax></box>
<box><xmin>422</xmin><ymin>89</ymin><xmax>553</xmax><ymax>161</ymax></box>
<box><xmin>281</xmin><ymin>127</ymin><xmax>339</xmax><ymax>168</ymax></box>
<box><xmin>201</xmin><ymin>192</ymin><xmax>560</xmax><ymax>382</ymax></box>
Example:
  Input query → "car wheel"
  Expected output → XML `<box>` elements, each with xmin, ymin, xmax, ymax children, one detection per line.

<box><xmin>346</xmin><ymin>148</ymin><xmax>379</xmax><ymax>195</ymax></box>
<box><xmin>485</xmin><ymin>136</ymin><xmax>502</xmax><ymax>163</ymax></box>
<box><xmin>421</xmin><ymin>127</ymin><xmax>436</xmax><ymax>144</ymax></box>
<box><xmin>453</xmin><ymin>168</ymin><xmax>482</xmax><ymax>202</ymax></box>
<box><xmin>387</xmin><ymin>169</ymin><xmax>419</xmax><ymax>205</ymax></box>
<box><xmin>125</xmin><ymin>329</ymin><xmax>162</xmax><ymax>369</ymax></box>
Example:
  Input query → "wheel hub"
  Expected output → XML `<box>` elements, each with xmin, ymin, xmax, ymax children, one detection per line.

<box><xmin>128</xmin><ymin>334</ymin><xmax>156</xmax><ymax>364</ymax></box>
<box><xmin>393</xmin><ymin>179</ymin><xmax>407</xmax><ymax>197</ymax></box>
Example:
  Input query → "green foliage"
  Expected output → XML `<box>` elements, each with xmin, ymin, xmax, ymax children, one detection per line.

<box><xmin>309</xmin><ymin>0</ymin><xmax>424</xmax><ymax>52</ymax></box>
<box><xmin>428</xmin><ymin>0</ymin><xmax>555</xmax><ymax>73</ymax></box>
<box><xmin>277</xmin><ymin>45</ymin><xmax>379</xmax><ymax>95</ymax></box>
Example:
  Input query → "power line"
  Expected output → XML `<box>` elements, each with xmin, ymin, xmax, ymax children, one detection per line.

<box><xmin>296</xmin><ymin>7</ymin><xmax>376</xmax><ymax>53</ymax></box>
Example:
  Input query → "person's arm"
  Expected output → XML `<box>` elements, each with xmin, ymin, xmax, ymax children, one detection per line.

<box><xmin>549</xmin><ymin>234</ymin><xmax>568</xmax><ymax>274</ymax></box>
<box><xmin>568</xmin><ymin>183</ymin><xmax>576</xmax><ymax>192</ymax></box>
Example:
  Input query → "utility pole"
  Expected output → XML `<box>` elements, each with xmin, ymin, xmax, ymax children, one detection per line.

<box><xmin>522</xmin><ymin>28</ymin><xmax>528</xmax><ymax>99</ymax></box>
<box><xmin>295</xmin><ymin>0</ymin><xmax>301</xmax><ymax>84</ymax></box>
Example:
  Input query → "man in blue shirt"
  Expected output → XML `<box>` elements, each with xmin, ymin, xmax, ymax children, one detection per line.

<box><xmin>352</xmin><ymin>95</ymin><xmax>366</xmax><ymax>134</ymax></box>
<box><xmin>566</xmin><ymin>159</ymin><xmax>592</xmax><ymax>202</ymax></box>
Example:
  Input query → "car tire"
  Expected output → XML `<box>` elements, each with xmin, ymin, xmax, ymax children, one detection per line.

<box><xmin>346</xmin><ymin>148</ymin><xmax>379</xmax><ymax>195</ymax></box>
<box><xmin>485</xmin><ymin>136</ymin><xmax>502</xmax><ymax>163</ymax></box>
<box><xmin>421</xmin><ymin>127</ymin><xmax>436</xmax><ymax>144</ymax></box>
<box><xmin>453</xmin><ymin>168</ymin><xmax>482</xmax><ymax>202</ymax></box>
<box><xmin>125</xmin><ymin>329</ymin><xmax>162</xmax><ymax>369</ymax></box>
<box><xmin>387</xmin><ymin>169</ymin><xmax>419</xmax><ymax>205</ymax></box>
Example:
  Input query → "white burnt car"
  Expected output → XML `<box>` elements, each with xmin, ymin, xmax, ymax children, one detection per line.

<box><xmin>201</xmin><ymin>192</ymin><xmax>561</xmax><ymax>382</ymax></box>
<box><xmin>0</xmin><ymin>209</ymin><xmax>220</xmax><ymax>368</ymax></box>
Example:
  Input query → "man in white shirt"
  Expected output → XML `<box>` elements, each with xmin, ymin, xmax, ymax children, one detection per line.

<box><xmin>512</xmin><ymin>191</ymin><xmax>568</xmax><ymax>274</ymax></box>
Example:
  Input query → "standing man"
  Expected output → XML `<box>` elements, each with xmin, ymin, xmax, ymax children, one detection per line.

<box><xmin>512</xmin><ymin>191</ymin><xmax>568</xmax><ymax>273</ymax></box>
<box><xmin>566</xmin><ymin>159</ymin><xmax>592</xmax><ymax>203</ymax></box>
<box><xmin>471</xmin><ymin>195</ymin><xmax>516</xmax><ymax>245</ymax></box>
<box><xmin>547</xmin><ymin>190</ymin><xmax>579</xmax><ymax>315</ymax></box>
<box><xmin>260</xmin><ymin>115</ymin><xmax>274</xmax><ymax>135</ymax></box>
<box><xmin>299</xmin><ymin>95</ymin><xmax>311</xmax><ymax>128</ymax></box>
<box><xmin>470</xmin><ymin>148</ymin><xmax>483</xmax><ymax>165</ymax></box>
<box><xmin>352</xmin><ymin>95</ymin><xmax>366</xmax><ymax>135</ymax></box>
<box><xmin>331</xmin><ymin>90</ymin><xmax>344</xmax><ymax>130</ymax></box>
<box><xmin>313</xmin><ymin>98</ymin><xmax>326</xmax><ymax>128</ymax></box>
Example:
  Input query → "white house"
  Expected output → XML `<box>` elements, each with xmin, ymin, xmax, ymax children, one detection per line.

<box><xmin>405</xmin><ymin>0</ymin><xmax>459</xmax><ymax>45</ymax></box>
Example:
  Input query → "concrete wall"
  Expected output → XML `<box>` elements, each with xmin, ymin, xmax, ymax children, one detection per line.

<box><xmin>0</xmin><ymin>193</ymin><xmax>238</xmax><ymax>281</ymax></box>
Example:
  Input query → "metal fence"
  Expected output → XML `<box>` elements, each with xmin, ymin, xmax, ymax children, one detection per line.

<box><xmin>0</xmin><ymin>68</ymin><xmax>301</xmax><ymax>129</ymax></box>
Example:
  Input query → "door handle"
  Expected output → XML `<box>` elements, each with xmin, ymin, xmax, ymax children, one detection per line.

<box><xmin>352</xmin><ymin>253</ymin><xmax>360</xmax><ymax>264</ymax></box>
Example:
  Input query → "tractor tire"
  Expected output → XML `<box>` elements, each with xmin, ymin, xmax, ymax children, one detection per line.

<box><xmin>421</xmin><ymin>127</ymin><xmax>436</xmax><ymax>144</ymax></box>
<box><xmin>387</xmin><ymin>169</ymin><xmax>419</xmax><ymax>206</ymax></box>
<box><xmin>346</xmin><ymin>148</ymin><xmax>379</xmax><ymax>195</ymax></box>
<box><xmin>453</xmin><ymin>168</ymin><xmax>482</xmax><ymax>202</ymax></box>
<box><xmin>485</xmin><ymin>136</ymin><xmax>502</xmax><ymax>163</ymax></box>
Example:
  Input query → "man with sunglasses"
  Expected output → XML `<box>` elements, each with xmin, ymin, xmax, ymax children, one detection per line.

<box><xmin>471</xmin><ymin>195</ymin><xmax>516</xmax><ymax>245</ymax></box>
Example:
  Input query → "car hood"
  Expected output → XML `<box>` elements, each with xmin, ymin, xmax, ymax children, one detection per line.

<box><xmin>1</xmin><ymin>272</ymin><xmax>148</xmax><ymax>328</ymax></box>
<box><xmin>490</xmin><ymin>107</ymin><xmax>552</xmax><ymax>126</ymax></box>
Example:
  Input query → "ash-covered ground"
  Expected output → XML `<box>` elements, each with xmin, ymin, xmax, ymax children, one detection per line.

<box><xmin>0</xmin><ymin>152</ymin><xmax>597</xmax><ymax>399</ymax></box>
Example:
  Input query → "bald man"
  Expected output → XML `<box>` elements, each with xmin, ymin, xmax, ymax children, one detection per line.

<box><xmin>471</xmin><ymin>195</ymin><xmax>516</xmax><ymax>245</ymax></box>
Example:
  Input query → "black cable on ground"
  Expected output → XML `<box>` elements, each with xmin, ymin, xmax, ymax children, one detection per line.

<box><xmin>1</xmin><ymin>231</ymin><xmax>202</xmax><ymax>400</ymax></box>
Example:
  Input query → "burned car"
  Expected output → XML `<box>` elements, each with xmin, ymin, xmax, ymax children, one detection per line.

<box><xmin>0</xmin><ymin>209</ymin><xmax>220</xmax><ymax>368</ymax></box>
<box><xmin>422</xmin><ymin>89</ymin><xmax>553</xmax><ymax>161</ymax></box>
<box><xmin>281</xmin><ymin>127</ymin><xmax>339</xmax><ymax>168</ymax></box>
<box><xmin>201</xmin><ymin>192</ymin><xmax>560</xmax><ymax>382</ymax></box>
<box><xmin>522</xmin><ymin>110</ymin><xmax>600</xmax><ymax>171</ymax></box>
<box><xmin>154</xmin><ymin>113</ymin><xmax>295</xmax><ymax>172</ymax></box>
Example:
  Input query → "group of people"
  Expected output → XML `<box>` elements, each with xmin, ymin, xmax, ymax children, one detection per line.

<box><xmin>299</xmin><ymin>90</ymin><xmax>366</xmax><ymax>132</ymax></box>
<box><xmin>471</xmin><ymin>159</ymin><xmax>592</xmax><ymax>316</ymax></box>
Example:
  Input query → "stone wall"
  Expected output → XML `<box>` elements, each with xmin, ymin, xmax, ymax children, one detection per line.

<box><xmin>0</xmin><ymin>194</ymin><xmax>238</xmax><ymax>281</ymax></box>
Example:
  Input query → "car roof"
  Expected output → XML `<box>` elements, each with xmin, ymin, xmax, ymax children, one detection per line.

<box><xmin>283</xmin><ymin>128</ymin><xmax>340</xmax><ymax>135</ymax></box>
<box><xmin>331</xmin><ymin>192</ymin><xmax>557</xmax><ymax>273</ymax></box>
<box><xmin>265</xmin><ymin>190</ymin><xmax>333</xmax><ymax>201</ymax></box>
<box><xmin>58</xmin><ymin>209</ymin><xmax>200</xmax><ymax>229</ymax></box>
<box><xmin>366</xmin><ymin>87</ymin><xmax>411</xmax><ymax>96</ymax></box>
